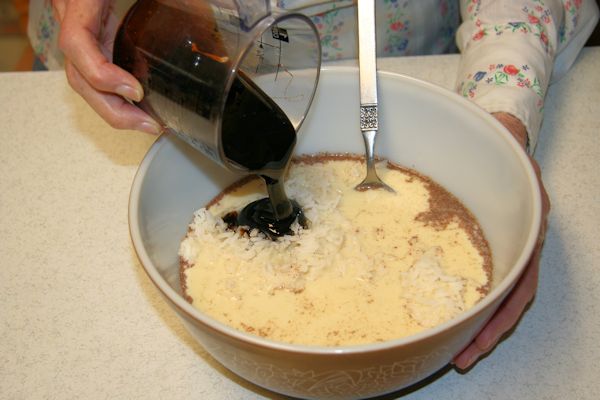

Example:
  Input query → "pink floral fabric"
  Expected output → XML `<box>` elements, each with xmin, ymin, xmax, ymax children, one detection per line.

<box><xmin>281</xmin><ymin>0</ymin><xmax>598</xmax><ymax>153</ymax></box>
<box><xmin>456</xmin><ymin>0</ymin><xmax>598</xmax><ymax>152</ymax></box>
<box><xmin>282</xmin><ymin>0</ymin><xmax>460</xmax><ymax>59</ymax></box>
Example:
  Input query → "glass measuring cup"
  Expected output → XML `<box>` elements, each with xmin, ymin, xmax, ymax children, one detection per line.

<box><xmin>113</xmin><ymin>0</ymin><xmax>321</xmax><ymax>174</ymax></box>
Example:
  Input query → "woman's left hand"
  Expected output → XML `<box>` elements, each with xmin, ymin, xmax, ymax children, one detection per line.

<box><xmin>453</xmin><ymin>112</ymin><xmax>551</xmax><ymax>370</ymax></box>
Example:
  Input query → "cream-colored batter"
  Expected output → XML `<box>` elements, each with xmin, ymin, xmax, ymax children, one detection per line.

<box><xmin>179</xmin><ymin>156</ymin><xmax>491</xmax><ymax>346</ymax></box>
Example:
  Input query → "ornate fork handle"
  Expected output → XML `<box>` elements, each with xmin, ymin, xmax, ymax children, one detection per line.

<box><xmin>355</xmin><ymin>0</ymin><xmax>394</xmax><ymax>193</ymax></box>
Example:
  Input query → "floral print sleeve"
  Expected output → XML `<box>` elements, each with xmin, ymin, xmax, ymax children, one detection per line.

<box><xmin>26</xmin><ymin>0</ymin><xmax>64</xmax><ymax>70</ymax></box>
<box><xmin>279</xmin><ymin>0</ymin><xmax>460</xmax><ymax>59</ymax></box>
<box><xmin>456</xmin><ymin>0</ymin><xmax>599</xmax><ymax>153</ymax></box>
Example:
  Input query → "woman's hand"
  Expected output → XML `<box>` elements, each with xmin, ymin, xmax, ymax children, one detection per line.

<box><xmin>453</xmin><ymin>112</ymin><xmax>551</xmax><ymax>370</ymax></box>
<box><xmin>52</xmin><ymin>0</ymin><xmax>161</xmax><ymax>134</ymax></box>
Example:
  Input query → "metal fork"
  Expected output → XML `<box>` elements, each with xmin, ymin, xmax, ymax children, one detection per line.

<box><xmin>354</xmin><ymin>0</ymin><xmax>395</xmax><ymax>193</ymax></box>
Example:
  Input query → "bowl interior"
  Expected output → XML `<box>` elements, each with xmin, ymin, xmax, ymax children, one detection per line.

<box><xmin>130</xmin><ymin>66</ymin><xmax>540</xmax><ymax>346</ymax></box>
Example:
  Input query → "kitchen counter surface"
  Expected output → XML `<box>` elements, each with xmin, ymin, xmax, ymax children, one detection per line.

<box><xmin>1</xmin><ymin>47</ymin><xmax>599</xmax><ymax>399</ymax></box>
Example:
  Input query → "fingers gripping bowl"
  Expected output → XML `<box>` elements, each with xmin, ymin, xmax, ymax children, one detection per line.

<box><xmin>129</xmin><ymin>67</ymin><xmax>541</xmax><ymax>399</ymax></box>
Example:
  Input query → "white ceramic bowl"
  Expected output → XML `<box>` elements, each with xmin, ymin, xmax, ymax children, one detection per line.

<box><xmin>129</xmin><ymin>66</ymin><xmax>541</xmax><ymax>399</ymax></box>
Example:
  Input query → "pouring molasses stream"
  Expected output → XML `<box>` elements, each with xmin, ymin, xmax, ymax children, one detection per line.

<box><xmin>223</xmin><ymin>70</ymin><xmax>307</xmax><ymax>238</ymax></box>
<box><xmin>112</xmin><ymin>0</ymin><xmax>320</xmax><ymax>239</ymax></box>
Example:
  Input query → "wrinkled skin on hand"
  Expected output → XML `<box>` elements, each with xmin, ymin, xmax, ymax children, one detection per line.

<box><xmin>453</xmin><ymin>112</ymin><xmax>551</xmax><ymax>370</ymax></box>
<box><xmin>52</xmin><ymin>0</ymin><xmax>161</xmax><ymax>134</ymax></box>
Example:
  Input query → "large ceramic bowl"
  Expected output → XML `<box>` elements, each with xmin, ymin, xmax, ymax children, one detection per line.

<box><xmin>129</xmin><ymin>66</ymin><xmax>541</xmax><ymax>399</ymax></box>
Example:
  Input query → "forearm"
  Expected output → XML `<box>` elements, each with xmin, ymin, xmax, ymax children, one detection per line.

<box><xmin>456</xmin><ymin>0</ymin><xmax>599</xmax><ymax>154</ymax></box>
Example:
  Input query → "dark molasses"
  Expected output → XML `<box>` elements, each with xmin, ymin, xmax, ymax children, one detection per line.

<box><xmin>113</xmin><ymin>0</ymin><xmax>305</xmax><ymax>238</ymax></box>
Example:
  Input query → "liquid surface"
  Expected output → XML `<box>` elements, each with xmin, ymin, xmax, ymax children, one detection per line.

<box><xmin>237</xmin><ymin>198</ymin><xmax>307</xmax><ymax>239</ymax></box>
<box><xmin>180</xmin><ymin>156</ymin><xmax>492</xmax><ymax>346</ymax></box>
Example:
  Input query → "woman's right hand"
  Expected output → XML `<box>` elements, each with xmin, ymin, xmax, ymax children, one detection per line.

<box><xmin>53</xmin><ymin>0</ymin><xmax>162</xmax><ymax>134</ymax></box>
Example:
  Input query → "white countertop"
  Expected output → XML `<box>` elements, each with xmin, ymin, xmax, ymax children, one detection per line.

<box><xmin>1</xmin><ymin>47</ymin><xmax>599</xmax><ymax>399</ymax></box>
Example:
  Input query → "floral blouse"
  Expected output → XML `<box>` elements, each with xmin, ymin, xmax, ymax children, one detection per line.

<box><xmin>29</xmin><ymin>0</ymin><xmax>599</xmax><ymax>153</ymax></box>
<box><xmin>27</xmin><ymin>0</ymin><xmax>63</xmax><ymax>69</ymax></box>
<box><xmin>277</xmin><ymin>0</ymin><xmax>599</xmax><ymax>153</ymax></box>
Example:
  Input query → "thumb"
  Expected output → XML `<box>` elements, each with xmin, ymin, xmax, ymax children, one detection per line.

<box><xmin>52</xmin><ymin>0</ymin><xmax>67</xmax><ymax>22</ymax></box>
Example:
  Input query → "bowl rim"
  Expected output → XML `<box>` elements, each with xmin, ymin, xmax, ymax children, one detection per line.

<box><xmin>129</xmin><ymin>66</ymin><xmax>542</xmax><ymax>355</ymax></box>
